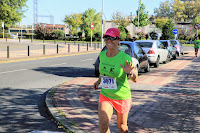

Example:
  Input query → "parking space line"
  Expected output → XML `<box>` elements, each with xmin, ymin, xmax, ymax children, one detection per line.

<box><xmin>0</xmin><ymin>69</ymin><xmax>27</xmax><ymax>74</ymax></box>
<box><xmin>50</xmin><ymin>63</ymin><xmax>67</xmax><ymax>66</ymax></box>
<box><xmin>81</xmin><ymin>58</ymin><xmax>94</xmax><ymax>61</ymax></box>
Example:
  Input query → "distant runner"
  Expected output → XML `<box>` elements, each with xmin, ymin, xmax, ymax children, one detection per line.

<box><xmin>194</xmin><ymin>36</ymin><xmax>200</xmax><ymax>57</ymax></box>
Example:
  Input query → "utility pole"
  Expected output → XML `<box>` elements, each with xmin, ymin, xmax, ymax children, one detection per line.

<box><xmin>137</xmin><ymin>0</ymin><xmax>141</xmax><ymax>28</ymax></box>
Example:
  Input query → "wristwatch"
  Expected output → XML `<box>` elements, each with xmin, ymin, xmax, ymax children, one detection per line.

<box><xmin>127</xmin><ymin>71</ymin><xmax>133</xmax><ymax>76</ymax></box>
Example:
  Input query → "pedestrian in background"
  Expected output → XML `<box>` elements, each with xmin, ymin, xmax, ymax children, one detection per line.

<box><xmin>194</xmin><ymin>36</ymin><xmax>200</xmax><ymax>57</ymax></box>
<box><xmin>93</xmin><ymin>28</ymin><xmax>138</xmax><ymax>133</ymax></box>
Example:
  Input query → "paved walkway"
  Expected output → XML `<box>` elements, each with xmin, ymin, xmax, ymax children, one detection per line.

<box><xmin>46</xmin><ymin>51</ymin><xmax>200</xmax><ymax>133</ymax></box>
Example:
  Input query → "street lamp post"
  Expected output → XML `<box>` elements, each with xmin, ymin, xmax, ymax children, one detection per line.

<box><xmin>101</xmin><ymin>0</ymin><xmax>104</xmax><ymax>49</ymax></box>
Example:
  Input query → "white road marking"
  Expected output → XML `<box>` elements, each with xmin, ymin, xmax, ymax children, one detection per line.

<box><xmin>81</xmin><ymin>58</ymin><xmax>93</xmax><ymax>61</ymax></box>
<box><xmin>0</xmin><ymin>69</ymin><xmax>27</xmax><ymax>74</ymax></box>
<box><xmin>50</xmin><ymin>63</ymin><xmax>67</xmax><ymax>66</ymax></box>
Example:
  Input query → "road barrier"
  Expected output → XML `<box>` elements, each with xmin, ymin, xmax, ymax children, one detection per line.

<box><xmin>0</xmin><ymin>39</ymin><xmax>102</xmax><ymax>59</ymax></box>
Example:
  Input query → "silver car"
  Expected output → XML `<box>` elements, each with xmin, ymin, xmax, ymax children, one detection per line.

<box><xmin>170</xmin><ymin>40</ymin><xmax>184</xmax><ymax>56</ymax></box>
<box><xmin>134</xmin><ymin>40</ymin><xmax>170</xmax><ymax>67</ymax></box>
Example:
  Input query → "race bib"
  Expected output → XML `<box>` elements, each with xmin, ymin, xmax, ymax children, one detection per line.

<box><xmin>101</xmin><ymin>76</ymin><xmax>117</xmax><ymax>89</ymax></box>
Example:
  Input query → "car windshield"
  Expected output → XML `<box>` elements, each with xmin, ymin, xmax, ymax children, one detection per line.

<box><xmin>101</xmin><ymin>43</ymin><xmax>132</xmax><ymax>56</ymax></box>
<box><xmin>160</xmin><ymin>41</ymin><xmax>168</xmax><ymax>47</ymax></box>
<box><xmin>170</xmin><ymin>41</ymin><xmax>177</xmax><ymax>45</ymax></box>
<box><xmin>135</xmin><ymin>42</ymin><xmax>153</xmax><ymax>48</ymax></box>
<box><xmin>118</xmin><ymin>43</ymin><xmax>131</xmax><ymax>55</ymax></box>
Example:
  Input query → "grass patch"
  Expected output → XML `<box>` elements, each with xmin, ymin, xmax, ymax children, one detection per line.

<box><xmin>182</xmin><ymin>44</ymin><xmax>194</xmax><ymax>47</ymax></box>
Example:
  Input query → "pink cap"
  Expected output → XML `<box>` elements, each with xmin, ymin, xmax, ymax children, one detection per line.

<box><xmin>103</xmin><ymin>28</ymin><xmax>120</xmax><ymax>38</ymax></box>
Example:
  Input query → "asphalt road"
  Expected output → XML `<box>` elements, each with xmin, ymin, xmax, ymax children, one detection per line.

<box><xmin>0</xmin><ymin>53</ymin><xmax>99</xmax><ymax>132</ymax></box>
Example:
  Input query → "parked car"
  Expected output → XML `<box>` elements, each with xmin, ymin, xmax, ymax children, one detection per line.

<box><xmin>170</xmin><ymin>40</ymin><xmax>184</xmax><ymax>56</ymax></box>
<box><xmin>7</xmin><ymin>33</ymin><xmax>17</xmax><ymax>39</ymax></box>
<box><xmin>134</xmin><ymin>40</ymin><xmax>170</xmax><ymax>67</ymax></box>
<box><xmin>160</xmin><ymin>40</ymin><xmax>177</xmax><ymax>59</ymax></box>
<box><xmin>93</xmin><ymin>41</ymin><xmax>150</xmax><ymax>77</ymax></box>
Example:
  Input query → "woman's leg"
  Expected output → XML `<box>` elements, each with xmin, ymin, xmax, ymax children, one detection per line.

<box><xmin>98</xmin><ymin>102</ymin><xmax>114</xmax><ymax>133</ymax></box>
<box><xmin>116</xmin><ymin>111</ymin><xmax>129</xmax><ymax>133</ymax></box>
<box><xmin>195</xmin><ymin>48</ymin><xmax>198</xmax><ymax>56</ymax></box>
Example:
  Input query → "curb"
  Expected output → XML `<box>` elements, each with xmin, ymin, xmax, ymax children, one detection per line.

<box><xmin>45</xmin><ymin>83</ymin><xmax>85</xmax><ymax>133</ymax></box>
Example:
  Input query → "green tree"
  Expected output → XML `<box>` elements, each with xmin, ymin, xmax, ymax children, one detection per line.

<box><xmin>161</xmin><ymin>19</ymin><xmax>175</xmax><ymax>40</ymax></box>
<box><xmin>52</xmin><ymin>30</ymin><xmax>65</xmax><ymax>39</ymax></box>
<box><xmin>111</xmin><ymin>11</ymin><xmax>130</xmax><ymax>29</ymax></box>
<box><xmin>154</xmin><ymin>18</ymin><xmax>168</xmax><ymax>30</ymax></box>
<box><xmin>0</xmin><ymin>0</ymin><xmax>28</xmax><ymax>27</ymax></box>
<box><xmin>34</xmin><ymin>24</ymin><xmax>51</xmax><ymax>39</ymax></box>
<box><xmin>154</xmin><ymin>0</ymin><xmax>172</xmax><ymax>18</ymax></box>
<box><xmin>154</xmin><ymin>0</ymin><xmax>200</xmax><ymax>22</ymax></box>
<box><xmin>81</xmin><ymin>8</ymin><xmax>101</xmax><ymax>40</ymax></box>
<box><xmin>171</xmin><ymin>0</ymin><xmax>185</xmax><ymax>22</ymax></box>
<box><xmin>133</xmin><ymin>3</ymin><xmax>150</xmax><ymax>28</ymax></box>
<box><xmin>64</xmin><ymin>13</ymin><xmax>83</xmax><ymax>36</ymax></box>
<box><xmin>111</xmin><ymin>11</ymin><xmax>130</xmax><ymax>39</ymax></box>
<box><xmin>183</xmin><ymin>1</ymin><xmax>195</xmax><ymax>21</ymax></box>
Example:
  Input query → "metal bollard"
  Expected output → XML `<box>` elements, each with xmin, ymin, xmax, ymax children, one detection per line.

<box><xmin>65</xmin><ymin>38</ymin><xmax>66</xmax><ymax>44</ymax></box>
<box><xmin>78</xmin><ymin>44</ymin><xmax>80</xmax><ymax>52</ymax></box>
<box><xmin>43</xmin><ymin>45</ymin><xmax>45</xmax><ymax>55</ymax></box>
<box><xmin>43</xmin><ymin>38</ymin><xmax>45</xmax><ymax>43</ymax></box>
<box><xmin>54</xmin><ymin>39</ymin><xmax>56</xmax><ymax>44</ymax></box>
<box><xmin>94</xmin><ymin>43</ymin><xmax>96</xmax><ymax>50</ymax></box>
<box><xmin>28</xmin><ymin>46</ymin><xmax>30</xmax><ymax>56</ymax></box>
<box><xmin>68</xmin><ymin>44</ymin><xmax>70</xmax><ymax>53</ymax></box>
<box><xmin>87</xmin><ymin>43</ymin><xmax>88</xmax><ymax>51</ymax></box>
<box><xmin>57</xmin><ymin>44</ymin><xmax>58</xmax><ymax>54</ymax></box>
<box><xmin>7</xmin><ymin>46</ymin><xmax>9</xmax><ymax>58</ymax></box>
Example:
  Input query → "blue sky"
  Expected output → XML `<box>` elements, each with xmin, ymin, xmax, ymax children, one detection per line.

<box><xmin>22</xmin><ymin>0</ymin><xmax>167</xmax><ymax>25</ymax></box>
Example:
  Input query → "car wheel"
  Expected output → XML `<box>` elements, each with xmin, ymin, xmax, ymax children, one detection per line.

<box><xmin>144</xmin><ymin>62</ymin><xmax>150</xmax><ymax>72</ymax></box>
<box><xmin>177</xmin><ymin>52</ymin><xmax>180</xmax><ymax>57</ymax></box>
<box><xmin>154</xmin><ymin>56</ymin><xmax>160</xmax><ymax>68</ymax></box>
<box><xmin>95</xmin><ymin>70</ymin><xmax>99</xmax><ymax>77</ymax></box>
<box><xmin>164</xmin><ymin>54</ymin><xmax>170</xmax><ymax>64</ymax></box>
<box><xmin>173</xmin><ymin>53</ymin><xmax>177</xmax><ymax>59</ymax></box>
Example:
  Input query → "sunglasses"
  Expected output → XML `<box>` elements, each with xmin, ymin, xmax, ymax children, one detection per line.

<box><xmin>104</xmin><ymin>36</ymin><xmax>119</xmax><ymax>41</ymax></box>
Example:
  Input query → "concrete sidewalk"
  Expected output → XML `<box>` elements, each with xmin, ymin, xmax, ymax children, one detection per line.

<box><xmin>46</xmin><ymin>51</ymin><xmax>200</xmax><ymax>133</ymax></box>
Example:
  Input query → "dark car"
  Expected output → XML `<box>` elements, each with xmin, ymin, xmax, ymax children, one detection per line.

<box><xmin>93</xmin><ymin>41</ymin><xmax>150</xmax><ymax>77</ymax></box>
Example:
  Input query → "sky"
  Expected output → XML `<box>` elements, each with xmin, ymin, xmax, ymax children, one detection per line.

<box><xmin>22</xmin><ymin>0</ymin><xmax>166</xmax><ymax>25</ymax></box>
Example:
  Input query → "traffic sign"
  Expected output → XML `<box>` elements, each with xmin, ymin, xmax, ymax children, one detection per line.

<box><xmin>194</xmin><ymin>23</ymin><xmax>200</xmax><ymax>30</ymax></box>
<box><xmin>173</xmin><ymin>29</ymin><xmax>178</xmax><ymax>34</ymax></box>
<box><xmin>91</xmin><ymin>22</ymin><xmax>94</xmax><ymax>30</ymax></box>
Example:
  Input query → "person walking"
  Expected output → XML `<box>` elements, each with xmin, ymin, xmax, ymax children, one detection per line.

<box><xmin>194</xmin><ymin>36</ymin><xmax>200</xmax><ymax>57</ymax></box>
<box><xmin>93</xmin><ymin>28</ymin><xmax>138</xmax><ymax>133</ymax></box>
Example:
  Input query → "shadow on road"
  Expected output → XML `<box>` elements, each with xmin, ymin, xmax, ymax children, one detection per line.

<box><xmin>33</xmin><ymin>67</ymin><xmax>95</xmax><ymax>77</ymax></box>
<box><xmin>0</xmin><ymin>87</ymin><xmax>64</xmax><ymax>132</ymax></box>
<box><xmin>165</xmin><ymin>56</ymin><xmax>200</xmax><ymax>89</ymax></box>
